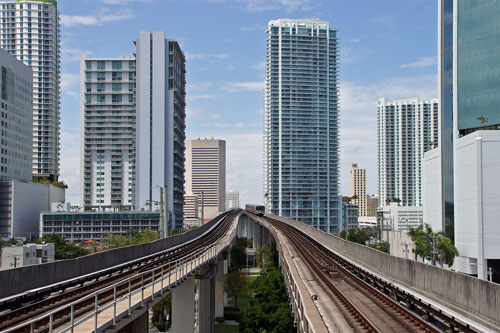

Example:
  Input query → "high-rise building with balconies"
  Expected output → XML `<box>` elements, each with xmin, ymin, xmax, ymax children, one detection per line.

<box><xmin>80</xmin><ymin>56</ymin><xmax>136</xmax><ymax>210</ymax></box>
<box><xmin>0</xmin><ymin>0</ymin><xmax>60</xmax><ymax>179</ymax></box>
<box><xmin>135</xmin><ymin>31</ymin><xmax>186</xmax><ymax>229</ymax></box>
<box><xmin>377</xmin><ymin>97</ymin><xmax>438</xmax><ymax>207</ymax></box>
<box><xmin>263</xmin><ymin>18</ymin><xmax>340</xmax><ymax>233</ymax></box>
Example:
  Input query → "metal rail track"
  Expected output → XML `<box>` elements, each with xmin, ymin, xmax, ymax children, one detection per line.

<box><xmin>263</xmin><ymin>216</ymin><xmax>445</xmax><ymax>333</ymax></box>
<box><xmin>0</xmin><ymin>209</ymin><xmax>240</xmax><ymax>333</ymax></box>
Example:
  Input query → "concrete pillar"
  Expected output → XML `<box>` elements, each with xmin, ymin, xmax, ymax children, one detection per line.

<box><xmin>199</xmin><ymin>275</ymin><xmax>215</xmax><ymax>333</ymax></box>
<box><xmin>223</xmin><ymin>259</ymin><xmax>228</xmax><ymax>306</ymax></box>
<box><xmin>172</xmin><ymin>276</ymin><xmax>195</xmax><ymax>333</ymax></box>
<box><xmin>254</xmin><ymin>224</ymin><xmax>262</xmax><ymax>249</ymax></box>
<box><xmin>215</xmin><ymin>259</ymin><xmax>225</xmax><ymax>318</ymax></box>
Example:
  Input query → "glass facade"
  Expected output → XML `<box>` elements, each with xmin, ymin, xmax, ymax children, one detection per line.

<box><xmin>264</xmin><ymin>19</ymin><xmax>340</xmax><ymax>233</ymax></box>
<box><xmin>441</xmin><ymin>0</ymin><xmax>455</xmax><ymax>241</ymax></box>
<box><xmin>457</xmin><ymin>0</ymin><xmax>500</xmax><ymax>132</ymax></box>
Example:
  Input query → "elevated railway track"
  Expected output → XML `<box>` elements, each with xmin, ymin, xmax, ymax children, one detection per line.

<box><xmin>261</xmin><ymin>215</ymin><xmax>481</xmax><ymax>333</ymax></box>
<box><xmin>0</xmin><ymin>209</ymin><xmax>240</xmax><ymax>333</ymax></box>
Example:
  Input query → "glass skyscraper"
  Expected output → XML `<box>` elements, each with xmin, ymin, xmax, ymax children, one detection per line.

<box><xmin>264</xmin><ymin>18</ymin><xmax>340</xmax><ymax>233</ymax></box>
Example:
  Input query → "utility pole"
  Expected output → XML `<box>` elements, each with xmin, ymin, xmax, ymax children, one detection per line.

<box><xmin>200</xmin><ymin>190</ymin><xmax>204</xmax><ymax>225</ymax></box>
<box><xmin>401</xmin><ymin>242</ymin><xmax>410</xmax><ymax>260</ymax></box>
<box><xmin>159</xmin><ymin>187</ymin><xmax>164</xmax><ymax>237</ymax></box>
<box><xmin>487</xmin><ymin>267</ymin><xmax>493</xmax><ymax>282</ymax></box>
<box><xmin>163</xmin><ymin>186</ymin><xmax>169</xmax><ymax>237</ymax></box>
<box><xmin>11</xmin><ymin>255</ymin><xmax>19</xmax><ymax>268</ymax></box>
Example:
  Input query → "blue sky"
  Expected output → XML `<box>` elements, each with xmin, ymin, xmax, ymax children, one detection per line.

<box><xmin>59</xmin><ymin>0</ymin><xmax>438</xmax><ymax>206</ymax></box>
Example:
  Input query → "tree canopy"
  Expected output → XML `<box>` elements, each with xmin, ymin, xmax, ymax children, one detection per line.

<box><xmin>40</xmin><ymin>234</ymin><xmax>89</xmax><ymax>259</ymax></box>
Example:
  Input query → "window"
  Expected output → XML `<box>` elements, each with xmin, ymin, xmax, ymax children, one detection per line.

<box><xmin>112</xmin><ymin>72</ymin><xmax>122</xmax><ymax>81</ymax></box>
<box><xmin>97</xmin><ymin>61</ymin><xmax>105</xmax><ymax>70</ymax></box>
<box><xmin>112</xmin><ymin>61</ymin><xmax>122</xmax><ymax>70</ymax></box>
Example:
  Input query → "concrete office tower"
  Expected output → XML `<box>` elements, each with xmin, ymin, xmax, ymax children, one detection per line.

<box><xmin>186</xmin><ymin>139</ymin><xmax>226</xmax><ymax>221</ymax></box>
<box><xmin>366</xmin><ymin>194</ymin><xmax>379</xmax><ymax>217</ymax></box>
<box><xmin>377</xmin><ymin>97</ymin><xmax>438</xmax><ymax>207</ymax></box>
<box><xmin>423</xmin><ymin>0</ymin><xmax>500</xmax><ymax>281</ymax></box>
<box><xmin>226</xmin><ymin>190</ymin><xmax>240</xmax><ymax>210</ymax></box>
<box><xmin>80</xmin><ymin>56</ymin><xmax>136</xmax><ymax>210</ymax></box>
<box><xmin>349</xmin><ymin>163</ymin><xmax>366</xmax><ymax>217</ymax></box>
<box><xmin>135</xmin><ymin>31</ymin><xmax>186</xmax><ymax>229</ymax></box>
<box><xmin>0</xmin><ymin>48</ymin><xmax>33</xmax><ymax>182</ymax></box>
<box><xmin>0</xmin><ymin>0</ymin><xmax>60</xmax><ymax>179</ymax></box>
<box><xmin>183</xmin><ymin>192</ymin><xmax>200</xmax><ymax>227</ymax></box>
<box><xmin>263</xmin><ymin>18</ymin><xmax>340</xmax><ymax>233</ymax></box>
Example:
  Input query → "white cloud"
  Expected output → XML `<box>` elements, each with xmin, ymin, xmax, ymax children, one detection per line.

<box><xmin>61</xmin><ymin>73</ymin><xmax>80</xmax><ymax>100</ymax></box>
<box><xmin>241</xmin><ymin>23</ymin><xmax>266</xmax><ymax>32</ymax></box>
<box><xmin>59</xmin><ymin>130</ymin><xmax>81</xmax><ymax>204</ymax></box>
<box><xmin>185</xmin><ymin>53</ymin><xmax>229</xmax><ymax>61</ymax></box>
<box><xmin>60</xmin><ymin>8</ymin><xmax>135</xmax><ymax>27</ymax></box>
<box><xmin>62</xmin><ymin>48</ymin><xmax>92</xmax><ymax>63</ymax></box>
<box><xmin>339</xmin><ymin>74</ymin><xmax>437</xmax><ymax>194</ymax></box>
<box><xmin>187</xmin><ymin>81</ymin><xmax>213</xmax><ymax>92</ymax></box>
<box><xmin>209</xmin><ymin>0</ymin><xmax>317</xmax><ymax>12</ymax></box>
<box><xmin>351</xmin><ymin>38</ymin><xmax>361</xmax><ymax>43</ymax></box>
<box><xmin>400</xmin><ymin>57</ymin><xmax>437</xmax><ymax>69</ymax></box>
<box><xmin>221</xmin><ymin>81</ymin><xmax>264</xmax><ymax>93</ymax></box>
<box><xmin>186</xmin><ymin>106</ymin><xmax>207</xmax><ymax>118</ymax></box>
<box><xmin>251</xmin><ymin>61</ymin><xmax>266</xmax><ymax>72</ymax></box>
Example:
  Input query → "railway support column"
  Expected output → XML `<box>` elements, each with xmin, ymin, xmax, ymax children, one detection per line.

<box><xmin>198</xmin><ymin>264</ymin><xmax>216</xmax><ymax>333</ymax></box>
<box><xmin>215</xmin><ymin>258</ymin><xmax>225</xmax><ymax>318</ymax></box>
<box><xmin>172</xmin><ymin>276</ymin><xmax>195</xmax><ymax>333</ymax></box>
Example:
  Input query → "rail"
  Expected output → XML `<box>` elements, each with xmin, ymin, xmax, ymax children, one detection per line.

<box><xmin>3</xmin><ymin>213</ymin><xmax>239</xmax><ymax>333</ymax></box>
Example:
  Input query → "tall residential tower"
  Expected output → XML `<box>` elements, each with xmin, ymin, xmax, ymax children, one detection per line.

<box><xmin>135</xmin><ymin>31</ymin><xmax>186</xmax><ymax>229</ymax></box>
<box><xmin>264</xmin><ymin>18</ymin><xmax>340</xmax><ymax>232</ymax></box>
<box><xmin>80</xmin><ymin>56</ymin><xmax>136</xmax><ymax>210</ymax></box>
<box><xmin>0</xmin><ymin>0</ymin><xmax>60</xmax><ymax>179</ymax></box>
<box><xmin>377</xmin><ymin>97</ymin><xmax>438</xmax><ymax>207</ymax></box>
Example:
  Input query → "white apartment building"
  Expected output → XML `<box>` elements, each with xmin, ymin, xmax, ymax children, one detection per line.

<box><xmin>378</xmin><ymin>202</ymin><xmax>423</xmax><ymax>232</ymax></box>
<box><xmin>0</xmin><ymin>47</ymin><xmax>32</xmax><ymax>182</ymax></box>
<box><xmin>0</xmin><ymin>0</ymin><xmax>60</xmax><ymax>179</ymax></box>
<box><xmin>377</xmin><ymin>97</ymin><xmax>438</xmax><ymax>207</ymax></box>
<box><xmin>135</xmin><ymin>31</ymin><xmax>186</xmax><ymax>229</ymax></box>
<box><xmin>186</xmin><ymin>139</ymin><xmax>226</xmax><ymax>222</ymax></box>
<box><xmin>80</xmin><ymin>56</ymin><xmax>136</xmax><ymax>210</ymax></box>
<box><xmin>349</xmin><ymin>163</ymin><xmax>366</xmax><ymax>217</ymax></box>
<box><xmin>226</xmin><ymin>190</ymin><xmax>239</xmax><ymax>210</ymax></box>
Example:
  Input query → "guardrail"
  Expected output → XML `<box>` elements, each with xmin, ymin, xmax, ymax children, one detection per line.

<box><xmin>3</xmin><ymin>215</ymin><xmax>239</xmax><ymax>333</ymax></box>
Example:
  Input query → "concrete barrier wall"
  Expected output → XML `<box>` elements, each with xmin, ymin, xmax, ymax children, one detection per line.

<box><xmin>269</xmin><ymin>214</ymin><xmax>500</xmax><ymax>325</ymax></box>
<box><xmin>0</xmin><ymin>214</ymin><xmax>225</xmax><ymax>299</ymax></box>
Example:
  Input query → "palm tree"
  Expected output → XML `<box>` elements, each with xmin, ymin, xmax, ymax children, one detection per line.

<box><xmin>436</xmin><ymin>233</ymin><xmax>459</xmax><ymax>267</ymax></box>
<box><xmin>476</xmin><ymin>115</ymin><xmax>489</xmax><ymax>129</ymax></box>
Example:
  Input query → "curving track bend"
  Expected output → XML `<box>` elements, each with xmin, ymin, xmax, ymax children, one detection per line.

<box><xmin>0</xmin><ymin>209</ymin><xmax>241</xmax><ymax>333</ymax></box>
<box><xmin>262</xmin><ymin>215</ymin><xmax>445</xmax><ymax>333</ymax></box>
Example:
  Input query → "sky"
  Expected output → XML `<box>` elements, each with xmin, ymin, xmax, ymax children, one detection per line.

<box><xmin>58</xmin><ymin>0</ymin><xmax>438</xmax><ymax>207</ymax></box>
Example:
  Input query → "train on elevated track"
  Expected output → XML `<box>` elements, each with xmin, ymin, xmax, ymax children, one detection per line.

<box><xmin>245</xmin><ymin>204</ymin><xmax>265</xmax><ymax>216</ymax></box>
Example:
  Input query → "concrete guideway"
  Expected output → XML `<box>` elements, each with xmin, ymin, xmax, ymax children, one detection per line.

<box><xmin>1</xmin><ymin>212</ymin><xmax>240</xmax><ymax>333</ymax></box>
<box><xmin>269</xmin><ymin>214</ymin><xmax>500</xmax><ymax>333</ymax></box>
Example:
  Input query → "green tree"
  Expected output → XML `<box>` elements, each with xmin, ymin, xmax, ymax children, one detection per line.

<box><xmin>152</xmin><ymin>293</ymin><xmax>171</xmax><ymax>331</ymax></box>
<box><xmin>225</xmin><ymin>270</ymin><xmax>248</xmax><ymax>308</ymax></box>
<box><xmin>255</xmin><ymin>245</ymin><xmax>272</xmax><ymax>268</ymax></box>
<box><xmin>368</xmin><ymin>241</ymin><xmax>389</xmax><ymax>253</ymax></box>
<box><xmin>240</xmin><ymin>267</ymin><xmax>294</xmax><ymax>333</ymax></box>
<box><xmin>436</xmin><ymin>233</ymin><xmax>459</xmax><ymax>267</ymax></box>
<box><xmin>41</xmin><ymin>234</ymin><xmax>90</xmax><ymax>259</ymax></box>
<box><xmin>339</xmin><ymin>230</ymin><xmax>347</xmax><ymax>239</ymax></box>
<box><xmin>231</xmin><ymin>237</ymin><xmax>250</xmax><ymax>268</ymax></box>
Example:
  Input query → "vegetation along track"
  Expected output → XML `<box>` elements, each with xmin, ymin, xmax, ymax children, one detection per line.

<box><xmin>0</xmin><ymin>209</ymin><xmax>240</xmax><ymax>333</ymax></box>
<box><xmin>262</xmin><ymin>216</ymin><xmax>478</xmax><ymax>333</ymax></box>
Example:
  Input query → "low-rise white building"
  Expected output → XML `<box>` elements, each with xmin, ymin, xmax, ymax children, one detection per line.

<box><xmin>0</xmin><ymin>243</ymin><xmax>54</xmax><ymax>270</ymax></box>
<box><xmin>378</xmin><ymin>202</ymin><xmax>423</xmax><ymax>232</ymax></box>
<box><xmin>0</xmin><ymin>181</ymin><xmax>65</xmax><ymax>239</ymax></box>
<box><xmin>358</xmin><ymin>216</ymin><xmax>377</xmax><ymax>229</ymax></box>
